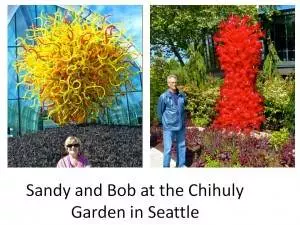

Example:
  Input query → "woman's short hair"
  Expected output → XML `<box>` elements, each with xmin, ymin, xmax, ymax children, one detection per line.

<box><xmin>64</xmin><ymin>136</ymin><xmax>82</xmax><ymax>148</ymax></box>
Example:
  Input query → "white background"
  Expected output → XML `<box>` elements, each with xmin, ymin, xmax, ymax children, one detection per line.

<box><xmin>0</xmin><ymin>0</ymin><xmax>299</xmax><ymax>225</ymax></box>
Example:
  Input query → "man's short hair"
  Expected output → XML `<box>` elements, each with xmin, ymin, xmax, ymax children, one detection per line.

<box><xmin>167</xmin><ymin>74</ymin><xmax>177</xmax><ymax>82</ymax></box>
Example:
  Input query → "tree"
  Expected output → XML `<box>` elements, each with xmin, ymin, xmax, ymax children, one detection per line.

<box><xmin>151</xmin><ymin>5</ymin><xmax>259</xmax><ymax>64</ymax></box>
<box><xmin>185</xmin><ymin>43</ymin><xmax>207</xmax><ymax>86</ymax></box>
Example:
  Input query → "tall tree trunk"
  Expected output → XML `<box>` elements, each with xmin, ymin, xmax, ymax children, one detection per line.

<box><xmin>169</xmin><ymin>40</ymin><xmax>185</xmax><ymax>66</ymax></box>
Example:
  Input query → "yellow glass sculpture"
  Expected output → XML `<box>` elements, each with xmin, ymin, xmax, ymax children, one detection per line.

<box><xmin>15</xmin><ymin>8</ymin><xmax>138</xmax><ymax>125</ymax></box>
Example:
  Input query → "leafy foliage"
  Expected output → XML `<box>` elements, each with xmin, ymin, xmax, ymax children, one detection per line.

<box><xmin>258</xmin><ymin>6</ymin><xmax>280</xmax><ymax>22</ymax></box>
<box><xmin>152</xmin><ymin>126</ymin><xmax>295</xmax><ymax>167</ymax></box>
<box><xmin>204</xmin><ymin>155</ymin><xmax>221</xmax><ymax>168</ymax></box>
<box><xmin>151</xmin><ymin>5</ymin><xmax>259</xmax><ymax>63</ymax></box>
<box><xmin>270</xmin><ymin>128</ymin><xmax>290</xmax><ymax>151</ymax></box>
<box><xmin>185</xmin><ymin>43</ymin><xmax>207</xmax><ymax>86</ymax></box>
<box><xmin>198</xmin><ymin>129</ymin><xmax>272</xmax><ymax>167</ymax></box>
<box><xmin>183</xmin><ymin>77</ymin><xmax>221</xmax><ymax>127</ymax></box>
<box><xmin>184</xmin><ymin>128</ymin><xmax>295</xmax><ymax>167</ymax></box>
<box><xmin>280</xmin><ymin>137</ymin><xmax>295</xmax><ymax>167</ymax></box>
<box><xmin>261</xmin><ymin>40</ymin><xmax>281</xmax><ymax>81</ymax></box>
<box><xmin>259</xmin><ymin>75</ymin><xmax>295</xmax><ymax>132</ymax></box>
<box><xmin>256</xmin><ymin>25</ymin><xmax>295</xmax><ymax>133</ymax></box>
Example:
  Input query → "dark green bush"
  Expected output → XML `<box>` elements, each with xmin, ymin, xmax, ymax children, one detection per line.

<box><xmin>183</xmin><ymin>77</ymin><xmax>221</xmax><ymax>127</ymax></box>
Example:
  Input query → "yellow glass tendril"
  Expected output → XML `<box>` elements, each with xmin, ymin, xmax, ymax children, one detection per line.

<box><xmin>15</xmin><ymin>8</ymin><xmax>139</xmax><ymax>125</ymax></box>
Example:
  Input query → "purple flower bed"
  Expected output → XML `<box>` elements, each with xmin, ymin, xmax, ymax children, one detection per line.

<box><xmin>280</xmin><ymin>137</ymin><xmax>295</xmax><ymax>167</ymax></box>
<box><xmin>8</xmin><ymin>124</ymin><xmax>142</xmax><ymax>167</ymax></box>
<box><xmin>188</xmin><ymin>128</ymin><xmax>295</xmax><ymax>167</ymax></box>
<box><xmin>151</xmin><ymin>126</ymin><xmax>295</xmax><ymax>167</ymax></box>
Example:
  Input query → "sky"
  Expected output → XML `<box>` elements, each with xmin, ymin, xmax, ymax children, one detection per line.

<box><xmin>276</xmin><ymin>5</ymin><xmax>295</xmax><ymax>10</ymax></box>
<box><xmin>86</xmin><ymin>5</ymin><xmax>142</xmax><ymax>54</ymax></box>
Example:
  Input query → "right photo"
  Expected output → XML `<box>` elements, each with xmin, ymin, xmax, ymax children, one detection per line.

<box><xmin>150</xmin><ymin>5</ymin><xmax>295</xmax><ymax>168</ymax></box>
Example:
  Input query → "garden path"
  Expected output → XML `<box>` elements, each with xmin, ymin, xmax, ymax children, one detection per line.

<box><xmin>150</xmin><ymin>148</ymin><xmax>183</xmax><ymax>168</ymax></box>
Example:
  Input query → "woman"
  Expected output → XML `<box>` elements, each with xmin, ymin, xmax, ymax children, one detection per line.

<box><xmin>57</xmin><ymin>136</ymin><xmax>90</xmax><ymax>168</ymax></box>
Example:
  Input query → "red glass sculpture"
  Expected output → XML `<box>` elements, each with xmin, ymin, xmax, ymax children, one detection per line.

<box><xmin>212</xmin><ymin>15</ymin><xmax>265</xmax><ymax>132</ymax></box>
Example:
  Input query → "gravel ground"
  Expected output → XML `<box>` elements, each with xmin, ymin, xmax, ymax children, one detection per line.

<box><xmin>8</xmin><ymin>124</ymin><xmax>142</xmax><ymax>167</ymax></box>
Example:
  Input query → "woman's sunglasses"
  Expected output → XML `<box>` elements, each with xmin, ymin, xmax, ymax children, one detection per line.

<box><xmin>66</xmin><ymin>143</ymin><xmax>80</xmax><ymax>148</ymax></box>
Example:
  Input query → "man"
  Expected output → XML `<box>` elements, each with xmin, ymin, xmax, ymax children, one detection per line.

<box><xmin>157</xmin><ymin>74</ymin><xmax>187</xmax><ymax>167</ymax></box>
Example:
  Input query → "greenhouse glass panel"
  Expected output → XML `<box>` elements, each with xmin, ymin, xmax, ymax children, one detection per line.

<box><xmin>16</xmin><ymin>6</ymin><xmax>36</xmax><ymax>45</ymax></box>
<box><xmin>36</xmin><ymin>5</ymin><xmax>57</xmax><ymax>22</ymax></box>
<box><xmin>127</xmin><ymin>92</ymin><xmax>142</xmax><ymax>125</ymax></box>
<box><xmin>120</xmin><ymin>83</ymin><xmax>126</xmax><ymax>93</ymax></box>
<box><xmin>98</xmin><ymin>109</ymin><xmax>109</xmax><ymax>124</ymax></box>
<box><xmin>8</xmin><ymin>47</ymin><xmax>18</xmax><ymax>99</ymax></box>
<box><xmin>20</xmin><ymin>99</ymin><xmax>39</xmax><ymax>135</ymax></box>
<box><xmin>128</xmin><ymin>64</ymin><xmax>142</xmax><ymax>91</ymax></box>
<box><xmin>18</xmin><ymin>70</ymin><xmax>29</xmax><ymax>98</ymax></box>
<box><xmin>107</xmin><ymin>95</ymin><xmax>130</xmax><ymax>125</ymax></box>
<box><xmin>8</xmin><ymin>14</ymin><xmax>16</xmax><ymax>46</ymax></box>
<box><xmin>8</xmin><ymin>100</ymin><xmax>20</xmax><ymax>136</ymax></box>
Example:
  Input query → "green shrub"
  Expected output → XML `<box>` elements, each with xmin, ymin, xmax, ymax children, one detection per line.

<box><xmin>257</xmin><ymin>39</ymin><xmax>295</xmax><ymax>133</ymax></box>
<box><xmin>284</xmin><ymin>75</ymin><xmax>295</xmax><ymax>133</ymax></box>
<box><xmin>261</xmin><ymin>40</ymin><xmax>281</xmax><ymax>81</ymax></box>
<box><xmin>270</xmin><ymin>128</ymin><xmax>290</xmax><ymax>151</ymax></box>
<box><xmin>204</xmin><ymin>155</ymin><xmax>221</xmax><ymax>168</ymax></box>
<box><xmin>184</xmin><ymin>43</ymin><xmax>207</xmax><ymax>86</ymax></box>
<box><xmin>230</xmin><ymin>147</ymin><xmax>241</xmax><ymax>167</ymax></box>
<box><xmin>260</xmin><ymin>76</ymin><xmax>295</xmax><ymax>132</ymax></box>
<box><xmin>183</xmin><ymin>77</ymin><xmax>221</xmax><ymax>127</ymax></box>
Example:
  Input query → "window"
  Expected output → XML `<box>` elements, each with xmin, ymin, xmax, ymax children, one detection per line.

<box><xmin>270</xmin><ymin>10</ymin><xmax>295</xmax><ymax>65</ymax></box>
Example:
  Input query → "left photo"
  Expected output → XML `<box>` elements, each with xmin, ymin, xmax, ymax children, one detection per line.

<box><xmin>7</xmin><ymin>5</ymin><xmax>143</xmax><ymax>167</ymax></box>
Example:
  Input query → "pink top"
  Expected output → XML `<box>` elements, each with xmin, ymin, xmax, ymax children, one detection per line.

<box><xmin>57</xmin><ymin>154</ymin><xmax>90</xmax><ymax>168</ymax></box>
